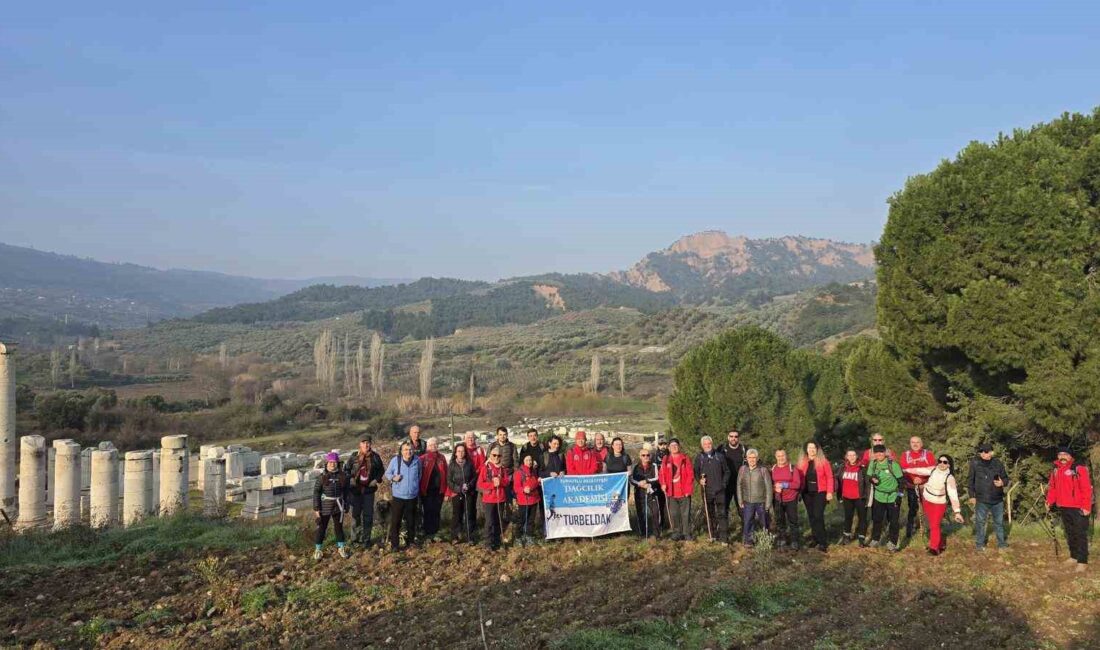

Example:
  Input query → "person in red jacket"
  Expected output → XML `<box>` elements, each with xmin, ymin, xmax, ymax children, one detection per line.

<box><xmin>796</xmin><ymin>441</ymin><xmax>834</xmax><ymax>552</ymax></box>
<box><xmin>478</xmin><ymin>448</ymin><xmax>511</xmax><ymax>551</ymax></box>
<box><xmin>658</xmin><ymin>438</ymin><xmax>695</xmax><ymax>541</ymax></box>
<box><xmin>464</xmin><ymin>431</ymin><xmax>486</xmax><ymax>476</ymax></box>
<box><xmin>859</xmin><ymin>434</ymin><xmax>897</xmax><ymax>468</ymax></box>
<box><xmin>899</xmin><ymin>436</ymin><xmax>936</xmax><ymax>539</ymax></box>
<box><xmin>1047</xmin><ymin>447</ymin><xmax>1094</xmax><ymax>570</ymax></box>
<box><xmin>566</xmin><ymin>431</ymin><xmax>600</xmax><ymax>475</ymax></box>
<box><xmin>772</xmin><ymin>449</ymin><xmax>804</xmax><ymax>550</ymax></box>
<box><xmin>418</xmin><ymin>438</ymin><xmax>449</xmax><ymax>541</ymax></box>
<box><xmin>513</xmin><ymin>454</ymin><xmax>542</xmax><ymax>545</ymax></box>
<box><xmin>592</xmin><ymin>432</ymin><xmax>609</xmax><ymax>471</ymax></box>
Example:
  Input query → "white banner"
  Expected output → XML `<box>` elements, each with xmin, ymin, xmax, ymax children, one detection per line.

<box><xmin>541</xmin><ymin>472</ymin><xmax>631</xmax><ymax>539</ymax></box>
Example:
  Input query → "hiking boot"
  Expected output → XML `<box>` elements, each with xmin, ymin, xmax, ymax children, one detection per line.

<box><xmin>1075</xmin><ymin>563</ymin><xmax>1087</xmax><ymax>573</ymax></box>
<box><xmin>338</xmin><ymin>546</ymin><xmax>350</xmax><ymax>559</ymax></box>
<box><xmin>839</xmin><ymin>533</ymin><xmax>852</xmax><ymax>546</ymax></box>
<box><xmin>312</xmin><ymin>548</ymin><xmax>323</xmax><ymax>561</ymax></box>
<box><xmin>1066</xmin><ymin>558</ymin><xmax>1080</xmax><ymax>565</ymax></box>
<box><xmin>886</xmin><ymin>542</ymin><xmax>898</xmax><ymax>552</ymax></box>
<box><xmin>858</xmin><ymin>537</ymin><xmax>869</xmax><ymax>548</ymax></box>
<box><xmin>868</xmin><ymin>540</ymin><xmax>880</xmax><ymax>548</ymax></box>
<box><xmin>927</xmin><ymin>548</ymin><xmax>939</xmax><ymax>556</ymax></box>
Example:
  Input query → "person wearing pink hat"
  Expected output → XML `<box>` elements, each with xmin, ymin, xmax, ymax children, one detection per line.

<box><xmin>313</xmin><ymin>452</ymin><xmax>350</xmax><ymax>560</ymax></box>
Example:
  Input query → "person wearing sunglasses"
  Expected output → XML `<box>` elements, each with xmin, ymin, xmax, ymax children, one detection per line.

<box><xmin>1046</xmin><ymin>447</ymin><xmax>1094</xmax><ymax>571</ymax></box>
<box><xmin>718</xmin><ymin>430</ymin><xmax>746</xmax><ymax>527</ymax></box>
<box><xmin>915</xmin><ymin>455</ymin><xmax>964</xmax><ymax>555</ymax></box>
<box><xmin>860</xmin><ymin>434</ymin><xmax>896</xmax><ymax>468</ymax></box>
<box><xmin>630</xmin><ymin>445</ymin><xmax>661</xmax><ymax>539</ymax></box>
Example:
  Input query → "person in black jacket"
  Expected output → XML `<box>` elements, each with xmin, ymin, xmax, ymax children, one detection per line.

<box><xmin>518</xmin><ymin>428</ymin><xmax>545</xmax><ymax>469</ymax></box>
<box><xmin>694</xmin><ymin>436</ymin><xmax>729</xmax><ymax>542</ymax></box>
<box><xmin>631</xmin><ymin>444</ymin><xmax>661</xmax><ymax>539</ymax></box>
<box><xmin>540</xmin><ymin>435</ymin><xmax>566</xmax><ymax>478</ymax></box>
<box><xmin>313</xmin><ymin>452</ymin><xmax>350</xmax><ymax>560</ymax></box>
<box><xmin>344</xmin><ymin>436</ymin><xmax>384</xmax><ymax>547</ymax></box>
<box><xmin>968</xmin><ymin>443</ymin><xmax>1009</xmax><ymax>550</ymax></box>
<box><xmin>718</xmin><ymin>430</ymin><xmax>746</xmax><ymax>516</ymax></box>
<box><xmin>447</xmin><ymin>442</ymin><xmax>478</xmax><ymax>543</ymax></box>
<box><xmin>604</xmin><ymin>437</ymin><xmax>632</xmax><ymax>474</ymax></box>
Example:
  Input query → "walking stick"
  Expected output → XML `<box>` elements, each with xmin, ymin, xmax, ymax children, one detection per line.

<box><xmin>702</xmin><ymin>487</ymin><xmax>713</xmax><ymax>541</ymax></box>
<box><xmin>644</xmin><ymin>488</ymin><xmax>650</xmax><ymax>540</ymax></box>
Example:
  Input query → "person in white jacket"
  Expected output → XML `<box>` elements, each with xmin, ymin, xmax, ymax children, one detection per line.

<box><xmin>909</xmin><ymin>454</ymin><xmax>965</xmax><ymax>555</ymax></box>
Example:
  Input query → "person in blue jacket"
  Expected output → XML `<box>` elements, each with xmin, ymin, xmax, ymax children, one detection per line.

<box><xmin>385</xmin><ymin>441</ymin><xmax>422</xmax><ymax>551</ymax></box>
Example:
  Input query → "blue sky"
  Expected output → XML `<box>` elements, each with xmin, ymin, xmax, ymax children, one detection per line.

<box><xmin>2</xmin><ymin>1</ymin><xmax>1098</xmax><ymax>281</ymax></box>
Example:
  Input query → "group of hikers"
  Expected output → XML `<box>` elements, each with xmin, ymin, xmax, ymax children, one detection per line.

<box><xmin>312</xmin><ymin>425</ymin><xmax>1094</xmax><ymax>571</ymax></box>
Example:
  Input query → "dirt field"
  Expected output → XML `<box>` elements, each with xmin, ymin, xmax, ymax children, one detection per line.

<box><xmin>2</xmin><ymin>511</ymin><xmax>1098</xmax><ymax>650</ymax></box>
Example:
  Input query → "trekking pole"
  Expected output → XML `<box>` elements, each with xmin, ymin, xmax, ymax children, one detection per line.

<box><xmin>644</xmin><ymin>489</ymin><xmax>650</xmax><ymax>539</ymax></box>
<box><xmin>702</xmin><ymin>488</ymin><xmax>713</xmax><ymax>541</ymax></box>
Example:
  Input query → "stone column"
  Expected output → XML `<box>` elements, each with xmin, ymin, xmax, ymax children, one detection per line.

<box><xmin>15</xmin><ymin>435</ymin><xmax>47</xmax><ymax>530</ymax></box>
<box><xmin>202</xmin><ymin>457</ymin><xmax>226</xmax><ymax>517</ymax></box>
<box><xmin>90</xmin><ymin>448</ymin><xmax>119</xmax><ymax>528</ymax></box>
<box><xmin>123</xmin><ymin>451</ymin><xmax>154</xmax><ymax>526</ymax></box>
<box><xmin>53</xmin><ymin>440</ymin><xmax>82</xmax><ymax>529</ymax></box>
<box><xmin>0</xmin><ymin>343</ymin><xmax>16</xmax><ymax>512</ymax></box>
<box><xmin>159</xmin><ymin>435</ymin><xmax>189</xmax><ymax>516</ymax></box>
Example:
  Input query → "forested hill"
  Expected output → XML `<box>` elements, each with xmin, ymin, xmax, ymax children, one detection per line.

<box><xmin>0</xmin><ymin>242</ymin><xmax>405</xmax><ymax>328</ymax></box>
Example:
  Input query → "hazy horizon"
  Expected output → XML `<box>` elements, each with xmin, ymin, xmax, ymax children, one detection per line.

<box><xmin>4</xmin><ymin>2</ymin><xmax>1099</xmax><ymax>281</ymax></box>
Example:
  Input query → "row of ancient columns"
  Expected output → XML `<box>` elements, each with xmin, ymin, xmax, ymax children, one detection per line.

<box><xmin>0</xmin><ymin>344</ymin><xmax>228</xmax><ymax>531</ymax></box>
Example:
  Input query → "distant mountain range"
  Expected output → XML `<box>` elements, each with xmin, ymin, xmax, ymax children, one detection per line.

<box><xmin>0</xmin><ymin>243</ymin><xmax>407</xmax><ymax>328</ymax></box>
<box><xmin>0</xmin><ymin>233</ymin><xmax>875</xmax><ymax>336</ymax></box>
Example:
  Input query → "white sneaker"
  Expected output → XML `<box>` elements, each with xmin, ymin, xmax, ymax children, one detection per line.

<box><xmin>338</xmin><ymin>546</ymin><xmax>350</xmax><ymax>559</ymax></box>
<box><xmin>312</xmin><ymin>548</ymin><xmax>322</xmax><ymax>561</ymax></box>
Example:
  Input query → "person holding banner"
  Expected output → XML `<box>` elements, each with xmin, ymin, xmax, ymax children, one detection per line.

<box><xmin>604</xmin><ymin>437</ymin><xmax>632</xmax><ymax>474</ymax></box>
<box><xmin>541</xmin><ymin>435</ymin><xmax>567</xmax><ymax>478</ymax></box>
<box><xmin>659</xmin><ymin>438</ymin><xmax>695</xmax><ymax>541</ymax></box>
<box><xmin>514</xmin><ymin>453</ymin><xmax>542</xmax><ymax>545</ymax></box>
<box><xmin>631</xmin><ymin>444</ymin><xmax>661</xmax><ymax>539</ymax></box>
<box><xmin>478</xmin><ymin>448</ymin><xmax>511</xmax><ymax>551</ymax></box>
<box><xmin>695</xmin><ymin>436</ymin><xmax>730</xmax><ymax>543</ymax></box>
<box><xmin>567</xmin><ymin>431</ymin><xmax>600</xmax><ymax>475</ymax></box>
<box><xmin>446</xmin><ymin>442</ymin><xmax>478</xmax><ymax>544</ymax></box>
<box><xmin>592</xmin><ymin>432</ymin><xmax>610</xmax><ymax>471</ymax></box>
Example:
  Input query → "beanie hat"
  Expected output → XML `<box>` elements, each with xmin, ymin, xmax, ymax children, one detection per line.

<box><xmin>1057</xmin><ymin>446</ymin><xmax>1073</xmax><ymax>457</ymax></box>
<box><xmin>872</xmin><ymin>444</ymin><xmax>886</xmax><ymax>454</ymax></box>
<box><xmin>977</xmin><ymin>443</ymin><xmax>993</xmax><ymax>453</ymax></box>
<box><xmin>325</xmin><ymin>452</ymin><xmax>340</xmax><ymax>463</ymax></box>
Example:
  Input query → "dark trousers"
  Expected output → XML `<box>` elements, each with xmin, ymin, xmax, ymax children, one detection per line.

<box><xmin>657</xmin><ymin>491</ymin><xmax>670</xmax><ymax>530</ymax></box>
<box><xmin>905</xmin><ymin>487</ymin><xmax>922</xmax><ymax>537</ymax></box>
<box><xmin>516</xmin><ymin>504</ymin><xmax>539</xmax><ymax>539</ymax></box>
<box><xmin>871</xmin><ymin>500</ymin><xmax>900</xmax><ymax>545</ymax></box>
<box><xmin>802</xmin><ymin>491</ymin><xmax>828</xmax><ymax>548</ymax></box>
<box><xmin>775</xmin><ymin>499</ymin><xmax>800</xmax><ymax>546</ymax></box>
<box><xmin>484</xmin><ymin>502</ymin><xmax>504</xmax><ymax>549</ymax></box>
<box><xmin>742</xmin><ymin>502</ymin><xmax>768</xmax><ymax>545</ymax></box>
<box><xmin>1062</xmin><ymin>508</ymin><xmax>1090</xmax><ymax>564</ymax></box>
<box><xmin>450</xmin><ymin>493</ymin><xmax>477</xmax><ymax>542</ymax></box>
<box><xmin>422</xmin><ymin>492</ymin><xmax>444</xmax><ymax>537</ymax></box>
<box><xmin>314</xmin><ymin>513</ymin><xmax>345</xmax><ymax>545</ymax></box>
<box><xmin>388</xmin><ymin>497</ymin><xmax>418</xmax><ymax>550</ymax></box>
<box><xmin>635</xmin><ymin>490</ymin><xmax>660</xmax><ymax>538</ymax></box>
<box><xmin>349</xmin><ymin>491</ymin><xmax>375</xmax><ymax>545</ymax></box>
<box><xmin>668</xmin><ymin>496</ymin><xmax>692</xmax><ymax>540</ymax></box>
<box><xmin>724</xmin><ymin>481</ymin><xmax>741</xmax><ymax>527</ymax></box>
<box><xmin>842</xmin><ymin>497</ymin><xmax>868</xmax><ymax>539</ymax></box>
<box><xmin>701</xmin><ymin>491</ymin><xmax>728</xmax><ymax>541</ymax></box>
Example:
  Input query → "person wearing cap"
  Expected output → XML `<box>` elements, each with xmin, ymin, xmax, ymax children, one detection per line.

<box><xmin>913</xmin><ymin>454</ymin><xmax>964</xmax><ymax>555</ymax></box>
<box><xmin>658</xmin><ymin>438</ymin><xmax>695</xmax><ymax>541</ymax></box>
<box><xmin>385</xmin><ymin>441</ymin><xmax>422</xmax><ymax>551</ymax></box>
<box><xmin>1046</xmin><ymin>447</ymin><xmax>1093</xmax><ymax>570</ymax></box>
<box><xmin>771</xmin><ymin>449</ymin><xmax>803</xmax><ymax>550</ymax></box>
<box><xmin>630</xmin><ymin>444</ymin><xmax>661</xmax><ymax>539</ymax></box>
<box><xmin>344</xmin><ymin>436</ymin><xmax>384</xmax><ymax>547</ymax></box>
<box><xmin>654</xmin><ymin>436</ymin><xmax>670</xmax><ymax>529</ymax></box>
<box><xmin>867</xmin><ymin>444</ymin><xmax>904</xmax><ymax>551</ymax></box>
<box><xmin>418</xmin><ymin>437</ymin><xmax>449</xmax><ymax>542</ymax></box>
<box><xmin>694</xmin><ymin>435</ymin><xmax>729</xmax><ymax>543</ymax></box>
<box><xmin>313</xmin><ymin>452</ymin><xmax>351</xmax><ymax>560</ymax></box>
<box><xmin>478</xmin><ymin>445</ymin><xmax>511</xmax><ymax>550</ymax></box>
<box><xmin>899</xmin><ymin>436</ymin><xmax>936</xmax><ymax>540</ymax></box>
<box><xmin>968</xmin><ymin>443</ymin><xmax>1009</xmax><ymax>551</ymax></box>
<box><xmin>566</xmin><ymin>431</ymin><xmax>600</xmax><ymax>475</ymax></box>
<box><xmin>446</xmin><ymin>441</ymin><xmax>478</xmax><ymax>543</ymax></box>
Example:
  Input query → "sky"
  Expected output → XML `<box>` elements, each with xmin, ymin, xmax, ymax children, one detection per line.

<box><xmin>2</xmin><ymin>1</ymin><xmax>1099</xmax><ymax>281</ymax></box>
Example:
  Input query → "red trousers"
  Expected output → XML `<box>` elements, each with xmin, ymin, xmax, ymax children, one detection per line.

<box><xmin>922</xmin><ymin>499</ymin><xmax>947</xmax><ymax>551</ymax></box>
